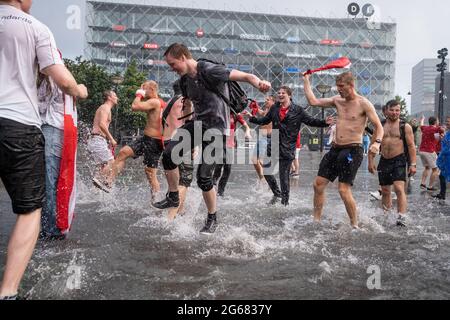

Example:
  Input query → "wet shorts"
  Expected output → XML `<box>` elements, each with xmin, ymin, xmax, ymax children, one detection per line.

<box><xmin>0</xmin><ymin>118</ymin><xmax>45</xmax><ymax>214</ymax></box>
<box><xmin>377</xmin><ymin>154</ymin><xmax>407</xmax><ymax>186</ymax></box>
<box><xmin>318</xmin><ymin>144</ymin><xmax>364</xmax><ymax>186</ymax></box>
<box><xmin>179</xmin><ymin>162</ymin><xmax>194</xmax><ymax>188</ymax></box>
<box><xmin>129</xmin><ymin>135</ymin><xmax>168</xmax><ymax>168</ymax></box>
<box><xmin>87</xmin><ymin>134</ymin><xmax>114</xmax><ymax>165</ymax></box>
<box><xmin>419</xmin><ymin>151</ymin><xmax>437</xmax><ymax>169</ymax></box>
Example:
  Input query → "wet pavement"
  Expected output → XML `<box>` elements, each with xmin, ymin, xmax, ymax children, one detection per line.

<box><xmin>1</xmin><ymin>149</ymin><xmax>449</xmax><ymax>300</ymax></box>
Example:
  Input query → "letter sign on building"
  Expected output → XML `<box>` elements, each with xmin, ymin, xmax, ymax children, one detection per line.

<box><xmin>347</xmin><ymin>3</ymin><xmax>360</xmax><ymax>16</ymax></box>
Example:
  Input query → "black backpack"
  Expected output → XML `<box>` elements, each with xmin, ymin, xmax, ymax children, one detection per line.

<box><xmin>381</xmin><ymin>119</ymin><xmax>411</xmax><ymax>165</ymax></box>
<box><xmin>180</xmin><ymin>58</ymin><xmax>249</xmax><ymax>116</ymax></box>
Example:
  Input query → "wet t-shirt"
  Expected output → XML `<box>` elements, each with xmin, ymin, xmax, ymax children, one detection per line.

<box><xmin>0</xmin><ymin>5</ymin><xmax>63</xmax><ymax>128</ymax></box>
<box><xmin>181</xmin><ymin>61</ymin><xmax>230</xmax><ymax>134</ymax></box>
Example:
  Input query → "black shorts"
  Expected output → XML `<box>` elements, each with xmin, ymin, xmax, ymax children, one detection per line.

<box><xmin>179</xmin><ymin>162</ymin><xmax>194</xmax><ymax>188</ymax></box>
<box><xmin>377</xmin><ymin>154</ymin><xmax>407</xmax><ymax>186</ymax></box>
<box><xmin>129</xmin><ymin>135</ymin><xmax>168</xmax><ymax>168</ymax></box>
<box><xmin>318</xmin><ymin>144</ymin><xmax>364</xmax><ymax>186</ymax></box>
<box><xmin>0</xmin><ymin>118</ymin><xmax>45</xmax><ymax>214</ymax></box>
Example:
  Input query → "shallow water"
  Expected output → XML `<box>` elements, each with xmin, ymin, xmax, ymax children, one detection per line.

<box><xmin>1</xmin><ymin>151</ymin><xmax>449</xmax><ymax>299</ymax></box>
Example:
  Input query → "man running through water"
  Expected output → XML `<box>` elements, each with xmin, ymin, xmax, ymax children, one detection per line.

<box><xmin>303</xmin><ymin>71</ymin><xmax>384</xmax><ymax>228</ymax></box>
<box><xmin>109</xmin><ymin>81</ymin><xmax>166</xmax><ymax>201</ymax></box>
<box><xmin>87</xmin><ymin>90</ymin><xmax>118</xmax><ymax>192</ymax></box>
<box><xmin>213</xmin><ymin>112</ymin><xmax>251</xmax><ymax>197</ymax></box>
<box><xmin>153</xmin><ymin>43</ymin><xmax>271</xmax><ymax>234</ymax></box>
<box><xmin>249</xmin><ymin>85</ymin><xmax>333</xmax><ymax>206</ymax></box>
<box><xmin>250</xmin><ymin>96</ymin><xmax>275</xmax><ymax>186</ymax></box>
<box><xmin>368</xmin><ymin>100</ymin><xmax>417</xmax><ymax>227</ymax></box>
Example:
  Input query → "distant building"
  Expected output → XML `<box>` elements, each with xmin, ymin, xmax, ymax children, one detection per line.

<box><xmin>434</xmin><ymin>72</ymin><xmax>450</xmax><ymax>121</ymax></box>
<box><xmin>411</xmin><ymin>59</ymin><xmax>449</xmax><ymax>119</ymax></box>
<box><xmin>85</xmin><ymin>0</ymin><xmax>396</xmax><ymax>135</ymax></box>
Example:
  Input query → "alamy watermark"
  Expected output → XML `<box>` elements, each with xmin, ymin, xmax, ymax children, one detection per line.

<box><xmin>66</xmin><ymin>5</ymin><xmax>81</xmax><ymax>30</ymax></box>
<box><xmin>366</xmin><ymin>265</ymin><xmax>381</xmax><ymax>290</ymax></box>
<box><xmin>66</xmin><ymin>265</ymin><xmax>83</xmax><ymax>290</ymax></box>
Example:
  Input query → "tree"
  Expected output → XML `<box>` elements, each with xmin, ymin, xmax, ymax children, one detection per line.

<box><xmin>64</xmin><ymin>57</ymin><xmax>112</xmax><ymax>126</ymax></box>
<box><xmin>395</xmin><ymin>95</ymin><xmax>409</xmax><ymax>120</ymax></box>
<box><xmin>65</xmin><ymin>57</ymin><xmax>147</xmax><ymax>140</ymax></box>
<box><xmin>115</xmin><ymin>60</ymin><xmax>147</xmax><ymax>137</ymax></box>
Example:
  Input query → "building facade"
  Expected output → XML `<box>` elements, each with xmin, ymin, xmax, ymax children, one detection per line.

<box><xmin>434</xmin><ymin>72</ymin><xmax>450</xmax><ymax>121</ymax></box>
<box><xmin>85</xmin><ymin>0</ymin><xmax>396</xmax><ymax>135</ymax></box>
<box><xmin>411</xmin><ymin>59</ymin><xmax>449</xmax><ymax>119</ymax></box>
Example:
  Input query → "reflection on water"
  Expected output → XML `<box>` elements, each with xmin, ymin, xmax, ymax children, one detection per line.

<box><xmin>0</xmin><ymin>151</ymin><xmax>449</xmax><ymax>300</ymax></box>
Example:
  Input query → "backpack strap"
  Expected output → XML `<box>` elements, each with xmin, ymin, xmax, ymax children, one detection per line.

<box><xmin>399</xmin><ymin>121</ymin><xmax>411</xmax><ymax>165</ymax></box>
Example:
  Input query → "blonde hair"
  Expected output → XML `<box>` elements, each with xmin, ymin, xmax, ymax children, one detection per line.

<box><xmin>336</xmin><ymin>72</ymin><xmax>355</xmax><ymax>85</ymax></box>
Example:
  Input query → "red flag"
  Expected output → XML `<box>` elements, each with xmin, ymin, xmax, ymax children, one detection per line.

<box><xmin>56</xmin><ymin>95</ymin><xmax>78</xmax><ymax>234</ymax></box>
<box><xmin>303</xmin><ymin>57</ymin><xmax>352</xmax><ymax>75</ymax></box>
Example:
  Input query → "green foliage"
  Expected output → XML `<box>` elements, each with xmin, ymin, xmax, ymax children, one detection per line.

<box><xmin>64</xmin><ymin>57</ymin><xmax>112</xmax><ymax>126</ymax></box>
<box><xmin>115</xmin><ymin>60</ymin><xmax>147</xmax><ymax>136</ymax></box>
<box><xmin>395</xmin><ymin>95</ymin><xmax>410</xmax><ymax>120</ymax></box>
<box><xmin>65</xmin><ymin>58</ymin><xmax>147</xmax><ymax>138</ymax></box>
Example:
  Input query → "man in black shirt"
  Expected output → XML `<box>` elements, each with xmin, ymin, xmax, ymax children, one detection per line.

<box><xmin>153</xmin><ymin>43</ymin><xmax>271</xmax><ymax>234</ymax></box>
<box><xmin>249</xmin><ymin>86</ymin><xmax>333</xmax><ymax>206</ymax></box>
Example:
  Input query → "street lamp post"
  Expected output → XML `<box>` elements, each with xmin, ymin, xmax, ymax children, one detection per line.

<box><xmin>437</xmin><ymin>48</ymin><xmax>448</xmax><ymax>123</ymax></box>
<box><xmin>316</xmin><ymin>84</ymin><xmax>332</xmax><ymax>152</ymax></box>
<box><xmin>111</xmin><ymin>75</ymin><xmax>124</xmax><ymax>139</ymax></box>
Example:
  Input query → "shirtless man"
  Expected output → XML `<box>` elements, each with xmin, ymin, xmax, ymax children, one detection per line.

<box><xmin>110</xmin><ymin>81</ymin><xmax>166</xmax><ymax>200</ymax></box>
<box><xmin>368</xmin><ymin>100</ymin><xmax>417</xmax><ymax>227</ymax></box>
<box><xmin>87</xmin><ymin>90</ymin><xmax>118</xmax><ymax>191</ymax></box>
<box><xmin>163</xmin><ymin>81</ymin><xmax>196</xmax><ymax>221</ymax></box>
<box><xmin>303</xmin><ymin>71</ymin><xmax>384</xmax><ymax>228</ymax></box>
<box><xmin>250</xmin><ymin>96</ymin><xmax>275</xmax><ymax>183</ymax></box>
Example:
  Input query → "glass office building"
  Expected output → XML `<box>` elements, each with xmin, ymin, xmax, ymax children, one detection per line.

<box><xmin>85</xmin><ymin>0</ymin><xmax>396</xmax><ymax>135</ymax></box>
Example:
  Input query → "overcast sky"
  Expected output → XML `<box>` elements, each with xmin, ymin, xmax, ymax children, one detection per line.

<box><xmin>31</xmin><ymin>0</ymin><xmax>449</xmax><ymax>109</ymax></box>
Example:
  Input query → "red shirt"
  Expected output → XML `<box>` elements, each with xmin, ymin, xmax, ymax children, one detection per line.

<box><xmin>419</xmin><ymin>126</ymin><xmax>443</xmax><ymax>153</ymax></box>
<box><xmin>279</xmin><ymin>106</ymin><xmax>289</xmax><ymax>122</ymax></box>
<box><xmin>296</xmin><ymin>132</ymin><xmax>302</xmax><ymax>149</ymax></box>
<box><xmin>227</xmin><ymin>114</ymin><xmax>247</xmax><ymax>148</ymax></box>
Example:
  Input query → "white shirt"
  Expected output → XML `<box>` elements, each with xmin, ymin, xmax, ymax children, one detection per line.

<box><xmin>38</xmin><ymin>77</ymin><xmax>64</xmax><ymax>130</ymax></box>
<box><xmin>0</xmin><ymin>5</ymin><xmax>63</xmax><ymax>128</ymax></box>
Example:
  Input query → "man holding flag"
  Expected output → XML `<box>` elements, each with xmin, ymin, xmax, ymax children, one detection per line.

<box><xmin>303</xmin><ymin>70</ymin><xmax>383</xmax><ymax>229</ymax></box>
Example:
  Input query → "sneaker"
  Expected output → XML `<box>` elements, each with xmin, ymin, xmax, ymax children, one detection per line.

<box><xmin>0</xmin><ymin>294</ymin><xmax>18</xmax><ymax>300</ymax></box>
<box><xmin>290</xmin><ymin>173</ymin><xmax>300</xmax><ymax>179</ymax></box>
<box><xmin>396</xmin><ymin>215</ymin><xmax>407</xmax><ymax>227</ymax></box>
<box><xmin>432</xmin><ymin>194</ymin><xmax>446</xmax><ymax>200</ymax></box>
<box><xmin>39</xmin><ymin>232</ymin><xmax>66</xmax><ymax>241</ymax></box>
<box><xmin>152</xmin><ymin>194</ymin><xmax>179</xmax><ymax>209</ymax></box>
<box><xmin>370</xmin><ymin>190</ymin><xmax>382</xmax><ymax>200</ymax></box>
<box><xmin>420</xmin><ymin>184</ymin><xmax>427</xmax><ymax>190</ymax></box>
<box><xmin>200</xmin><ymin>214</ymin><xmax>218</xmax><ymax>235</ymax></box>
<box><xmin>281</xmin><ymin>198</ymin><xmax>289</xmax><ymax>206</ymax></box>
<box><xmin>268</xmin><ymin>196</ymin><xmax>281</xmax><ymax>205</ymax></box>
<box><xmin>92</xmin><ymin>177</ymin><xmax>111</xmax><ymax>193</ymax></box>
<box><xmin>427</xmin><ymin>187</ymin><xmax>438</xmax><ymax>192</ymax></box>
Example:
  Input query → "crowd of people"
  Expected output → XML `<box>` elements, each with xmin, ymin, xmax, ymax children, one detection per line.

<box><xmin>1</xmin><ymin>0</ymin><xmax>449</xmax><ymax>300</ymax></box>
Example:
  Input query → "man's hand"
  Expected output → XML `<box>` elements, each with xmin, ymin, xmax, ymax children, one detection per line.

<box><xmin>302</xmin><ymin>73</ymin><xmax>311</xmax><ymax>82</ymax></box>
<box><xmin>245</xmin><ymin>130</ymin><xmax>252</xmax><ymax>140</ymax></box>
<box><xmin>258</xmin><ymin>80</ymin><xmax>271</xmax><ymax>93</ymax></box>
<box><xmin>369</xmin><ymin>143</ymin><xmax>380</xmax><ymax>155</ymax></box>
<box><xmin>408</xmin><ymin>165</ymin><xmax>417</xmax><ymax>177</ymax></box>
<box><xmin>368</xmin><ymin>157</ymin><xmax>377</xmax><ymax>175</ymax></box>
<box><xmin>110</xmin><ymin>138</ymin><xmax>118</xmax><ymax>148</ymax></box>
<box><xmin>325</xmin><ymin>116</ymin><xmax>336</xmax><ymax>125</ymax></box>
<box><xmin>77</xmin><ymin>84</ymin><xmax>88</xmax><ymax>99</ymax></box>
<box><xmin>135</xmin><ymin>89</ymin><xmax>146</xmax><ymax>99</ymax></box>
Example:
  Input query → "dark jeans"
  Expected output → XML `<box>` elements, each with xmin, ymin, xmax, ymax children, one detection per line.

<box><xmin>264</xmin><ymin>159</ymin><xmax>293</xmax><ymax>203</ymax></box>
<box><xmin>439</xmin><ymin>174</ymin><xmax>447</xmax><ymax>198</ymax></box>
<box><xmin>162</xmin><ymin>121</ymin><xmax>222</xmax><ymax>192</ymax></box>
